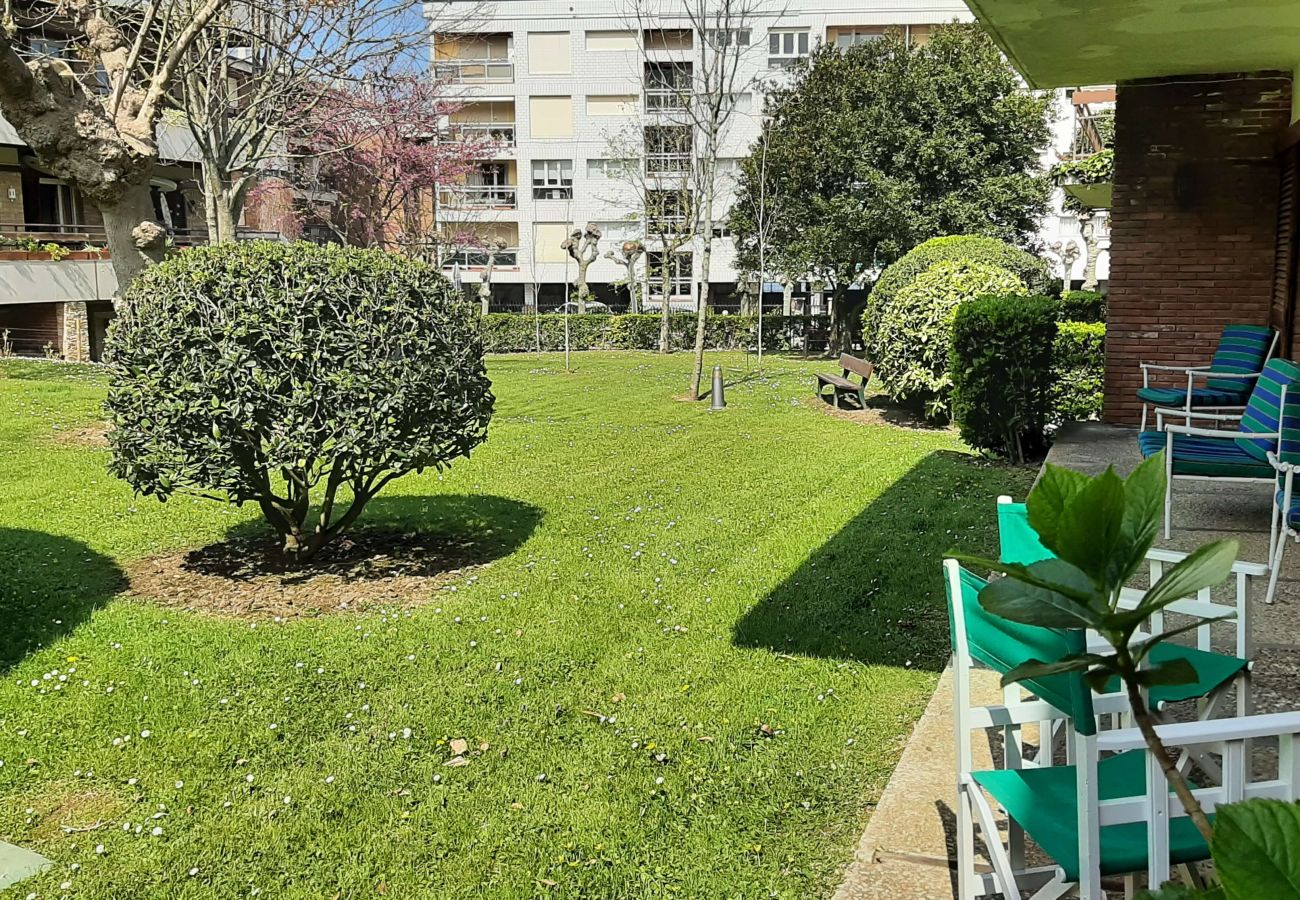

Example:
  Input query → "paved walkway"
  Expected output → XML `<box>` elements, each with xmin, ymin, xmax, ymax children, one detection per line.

<box><xmin>834</xmin><ymin>422</ymin><xmax>1300</xmax><ymax>898</ymax></box>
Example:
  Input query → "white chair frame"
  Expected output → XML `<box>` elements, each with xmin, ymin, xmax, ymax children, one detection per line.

<box><xmin>1267</xmin><ymin>452</ymin><xmax>1298</xmax><ymax>606</ymax></box>
<box><xmin>1138</xmin><ymin>330</ymin><xmax>1278</xmax><ymax>431</ymax></box>
<box><xmin>1152</xmin><ymin>389</ymin><xmax>1288</xmax><ymax>547</ymax></box>
<box><xmin>947</xmin><ymin>558</ymin><xmax>1300</xmax><ymax>900</ymax></box>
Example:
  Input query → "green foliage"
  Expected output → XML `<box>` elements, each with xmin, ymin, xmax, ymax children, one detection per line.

<box><xmin>729</xmin><ymin>24</ymin><xmax>1052</xmax><ymax>323</ymax></box>
<box><xmin>104</xmin><ymin>241</ymin><xmax>494</xmax><ymax>561</ymax></box>
<box><xmin>950</xmin><ymin>294</ymin><xmax>1058</xmax><ymax>462</ymax></box>
<box><xmin>1051</xmin><ymin>149</ymin><xmax>1115</xmax><ymax>187</ymax></box>
<box><xmin>864</xmin><ymin>235</ymin><xmax>1054</xmax><ymax>353</ymax></box>
<box><xmin>875</xmin><ymin>260</ymin><xmax>1025</xmax><ymax>418</ymax></box>
<box><xmin>1052</xmin><ymin>321</ymin><xmax>1105</xmax><ymax>427</ymax></box>
<box><xmin>1056</xmin><ymin>290</ymin><xmax>1106</xmax><ymax>323</ymax></box>
<box><xmin>480</xmin><ymin>313</ymin><xmax>830</xmax><ymax>353</ymax></box>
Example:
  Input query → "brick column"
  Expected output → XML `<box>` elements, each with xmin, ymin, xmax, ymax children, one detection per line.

<box><xmin>1105</xmin><ymin>73</ymin><xmax>1292</xmax><ymax>424</ymax></box>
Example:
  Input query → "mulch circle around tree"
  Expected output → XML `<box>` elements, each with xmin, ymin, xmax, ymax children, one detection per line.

<box><xmin>51</xmin><ymin>421</ymin><xmax>110</xmax><ymax>448</ymax></box>
<box><xmin>126</xmin><ymin>529</ymin><xmax>491</xmax><ymax>620</ymax></box>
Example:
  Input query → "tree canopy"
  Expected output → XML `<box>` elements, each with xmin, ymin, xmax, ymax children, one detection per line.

<box><xmin>728</xmin><ymin>23</ymin><xmax>1052</xmax><ymax>331</ymax></box>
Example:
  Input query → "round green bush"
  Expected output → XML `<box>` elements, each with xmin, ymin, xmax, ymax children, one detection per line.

<box><xmin>875</xmin><ymin>259</ymin><xmax>1026</xmax><ymax>417</ymax></box>
<box><xmin>863</xmin><ymin>235</ymin><xmax>1053</xmax><ymax>355</ymax></box>
<box><xmin>105</xmin><ymin>241</ymin><xmax>494</xmax><ymax>561</ymax></box>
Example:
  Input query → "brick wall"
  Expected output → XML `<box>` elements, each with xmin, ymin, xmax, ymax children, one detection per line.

<box><xmin>1105</xmin><ymin>73</ymin><xmax>1293</xmax><ymax>424</ymax></box>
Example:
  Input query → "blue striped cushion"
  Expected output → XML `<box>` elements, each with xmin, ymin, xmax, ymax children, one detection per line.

<box><xmin>1275</xmin><ymin>490</ymin><xmax>1300</xmax><ymax>529</ymax></box>
<box><xmin>1138</xmin><ymin>431</ymin><xmax>1274</xmax><ymax>478</ymax></box>
<box><xmin>1207</xmin><ymin>325</ymin><xmax>1274</xmax><ymax>393</ymax></box>
<box><xmin>1236</xmin><ymin>358</ymin><xmax>1300</xmax><ymax>463</ymax></box>
<box><xmin>1136</xmin><ymin>386</ymin><xmax>1247</xmax><ymax>408</ymax></box>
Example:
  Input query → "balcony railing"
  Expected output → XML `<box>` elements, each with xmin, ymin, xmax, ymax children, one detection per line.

<box><xmin>446</xmin><ymin>123</ymin><xmax>516</xmax><ymax>146</ymax></box>
<box><xmin>434</xmin><ymin>59</ymin><xmax>514</xmax><ymax>84</ymax></box>
<box><xmin>644</xmin><ymin>88</ymin><xmax>689</xmax><ymax>111</ymax></box>
<box><xmin>438</xmin><ymin>185</ymin><xmax>518</xmax><ymax>209</ymax></box>
<box><xmin>445</xmin><ymin>247</ymin><xmax>519</xmax><ymax>268</ymax></box>
<box><xmin>646</xmin><ymin>153</ymin><xmax>691</xmax><ymax>175</ymax></box>
<box><xmin>0</xmin><ymin>222</ymin><xmax>280</xmax><ymax>253</ymax></box>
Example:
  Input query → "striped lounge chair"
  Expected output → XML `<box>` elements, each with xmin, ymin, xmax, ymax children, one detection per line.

<box><xmin>1138</xmin><ymin>357</ymin><xmax>1300</xmax><ymax>540</ymax></box>
<box><xmin>1137</xmin><ymin>324</ymin><xmax>1277</xmax><ymax>430</ymax></box>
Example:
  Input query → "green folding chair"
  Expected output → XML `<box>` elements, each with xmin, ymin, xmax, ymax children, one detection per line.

<box><xmin>945</xmin><ymin>559</ymin><xmax>1300</xmax><ymax>899</ymax></box>
<box><xmin>1137</xmin><ymin>324</ymin><xmax>1276</xmax><ymax>431</ymax></box>
<box><xmin>1137</xmin><ymin>357</ymin><xmax>1300</xmax><ymax>540</ymax></box>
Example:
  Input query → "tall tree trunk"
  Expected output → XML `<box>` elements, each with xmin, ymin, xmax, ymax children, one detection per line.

<box><xmin>659</xmin><ymin>259</ymin><xmax>672</xmax><ymax>353</ymax></box>
<box><xmin>827</xmin><ymin>285</ymin><xmax>849</xmax><ymax>354</ymax></box>
<box><xmin>626</xmin><ymin>261</ymin><xmax>640</xmax><ymax>314</ymax></box>
<box><xmin>1081</xmin><ymin>214</ymin><xmax>1102</xmax><ymax>292</ymax></box>
<box><xmin>782</xmin><ymin>280</ymin><xmax>793</xmax><ymax>316</ymax></box>
<box><xmin>101</xmin><ymin>182</ymin><xmax>168</xmax><ymax>301</ymax></box>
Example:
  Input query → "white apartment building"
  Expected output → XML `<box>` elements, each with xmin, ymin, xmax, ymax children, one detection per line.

<box><xmin>422</xmin><ymin>0</ymin><xmax>982</xmax><ymax>313</ymax></box>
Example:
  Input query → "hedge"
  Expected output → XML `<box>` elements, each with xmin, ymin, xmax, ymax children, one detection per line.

<box><xmin>949</xmin><ymin>294</ymin><xmax>1058</xmax><ymax>462</ymax></box>
<box><xmin>1056</xmin><ymin>290</ymin><xmax>1106</xmax><ymax>324</ymax></box>
<box><xmin>1052</xmin><ymin>321</ymin><xmax>1106</xmax><ymax>426</ymax></box>
<box><xmin>481</xmin><ymin>313</ymin><xmax>831</xmax><ymax>353</ymax></box>
<box><xmin>950</xmin><ymin>295</ymin><xmax>1106</xmax><ymax>460</ymax></box>
<box><xmin>863</xmin><ymin>235</ymin><xmax>1055</xmax><ymax>355</ymax></box>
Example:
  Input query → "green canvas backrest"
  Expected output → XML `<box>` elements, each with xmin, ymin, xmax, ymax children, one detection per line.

<box><xmin>1206</xmin><ymin>324</ymin><xmax>1274</xmax><ymax>394</ymax></box>
<box><xmin>997</xmin><ymin>499</ymin><xmax>1051</xmax><ymax>566</ymax></box>
<box><xmin>1235</xmin><ymin>358</ymin><xmax>1300</xmax><ymax>463</ymax></box>
<box><xmin>945</xmin><ymin>563</ymin><xmax>1096</xmax><ymax>735</ymax></box>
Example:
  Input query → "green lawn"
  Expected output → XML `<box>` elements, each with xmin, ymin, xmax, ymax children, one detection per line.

<box><xmin>0</xmin><ymin>351</ymin><xmax>1032</xmax><ymax>898</ymax></box>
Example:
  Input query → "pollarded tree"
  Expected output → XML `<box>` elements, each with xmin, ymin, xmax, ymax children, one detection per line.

<box><xmin>728</xmin><ymin>23</ymin><xmax>1052</xmax><ymax>349</ymax></box>
<box><xmin>104</xmin><ymin>242</ymin><xmax>494</xmax><ymax>562</ymax></box>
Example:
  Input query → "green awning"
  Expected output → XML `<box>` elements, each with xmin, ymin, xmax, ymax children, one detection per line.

<box><xmin>965</xmin><ymin>0</ymin><xmax>1300</xmax><ymax>88</ymax></box>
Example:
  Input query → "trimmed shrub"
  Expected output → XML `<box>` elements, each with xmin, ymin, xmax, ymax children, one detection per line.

<box><xmin>1052</xmin><ymin>321</ymin><xmax>1106</xmax><ymax>426</ymax></box>
<box><xmin>864</xmin><ymin>235</ymin><xmax>1054</xmax><ymax>353</ymax></box>
<box><xmin>480</xmin><ymin>313</ymin><xmax>831</xmax><ymax>353</ymax></box>
<box><xmin>875</xmin><ymin>260</ymin><xmax>1026</xmax><ymax>418</ymax></box>
<box><xmin>105</xmin><ymin>241</ymin><xmax>494</xmax><ymax>562</ymax></box>
<box><xmin>1056</xmin><ymin>290</ymin><xmax>1106</xmax><ymax>324</ymax></box>
<box><xmin>950</xmin><ymin>294</ymin><xmax>1058</xmax><ymax>462</ymax></box>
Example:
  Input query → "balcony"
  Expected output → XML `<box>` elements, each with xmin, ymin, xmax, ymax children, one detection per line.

<box><xmin>433</xmin><ymin>59</ymin><xmax>514</xmax><ymax>85</ymax></box>
<box><xmin>446</xmin><ymin>123</ymin><xmax>516</xmax><ymax>146</ymax></box>
<box><xmin>646</xmin><ymin>153</ymin><xmax>691</xmax><ymax>176</ymax></box>
<box><xmin>446</xmin><ymin>247</ymin><xmax>519</xmax><ymax>268</ymax></box>
<box><xmin>0</xmin><ymin>221</ymin><xmax>273</xmax><ymax>256</ymax></box>
<box><xmin>644</xmin><ymin>88</ymin><xmax>688</xmax><ymax>112</ymax></box>
<box><xmin>438</xmin><ymin>185</ymin><xmax>518</xmax><ymax>210</ymax></box>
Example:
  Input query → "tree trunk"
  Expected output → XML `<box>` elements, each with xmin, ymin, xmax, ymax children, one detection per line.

<box><xmin>1081</xmin><ymin>215</ymin><xmax>1102</xmax><ymax>293</ymax></box>
<box><xmin>627</xmin><ymin>261</ymin><xmax>640</xmax><ymax>314</ymax></box>
<box><xmin>101</xmin><ymin>183</ymin><xmax>168</xmax><ymax>300</ymax></box>
<box><xmin>827</xmin><ymin>286</ymin><xmax>850</xmax><ymax>355</ymax></box>
<box><xmin>576</xmin><ymin>260</ymin><xmax>589</xmax><ymax>313</ymax></box>
<box><xmin>659</xmin><ymin>261</ymin><xmax>672</xmax><ymax>353</ymax></box>
<box><xmin>782</xmin><ymin>281</ymin><xmax>793</xmax><ymax>316</ymax></box>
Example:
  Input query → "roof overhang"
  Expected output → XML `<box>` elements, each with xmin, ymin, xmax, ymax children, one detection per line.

<box><xmin>964</xmin><ymin>0</ymin><xmax>1300</xmax><ymax>89</ymax></box>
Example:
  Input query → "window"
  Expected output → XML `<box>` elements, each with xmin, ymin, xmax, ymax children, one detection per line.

<box><xmin>529</xmin><ymin>96</ymin><xmax>573</xmax><ymax>139</ymax></box>
<box><xmin>647</xmin><ymin>251</ymin><xmax>693</xmax><ymax>300</ymax></box>
<box><xmin>768</xmin><ymin>29</ymin><xmax>809</xmax><ymax>68</ymax></box>
<box><xmin>528</xmin><ymin>32</ymin><xmax>571</xmax><ymax>75</ymax></box>
<box><xmin>586</xmin><ymin>30</ymin><xmax>636</xmax><ymax>51</ymax></box>
<box><xmin>708</xmin><ymin>29</ymin><xmax>750</xmax><ymax>48</ymax></box>
<box><xmin>534</xmin><ymin>223</ymin><xmax>570</xmax><ymax>263</ymax></box>
<box><xmin>832</xmin><ymin>27</ymin><xmax>885</xmax><ymax>48</ymax></box>
<box><xmin>716</xmin><ymin>158</ymin><xmax>742</xmax><ymax>179</ymax></box>
<box><xmin>644</xmin><ymin>29</ymin><xmax>693</xmax><ymax>51</ymax></box>
<box><xmin>532</xmin><ymin>159</ymin><xmax>573</xmax><ymax>200</ymax></box>
<box><xmin>595</xmin><ymin>220</ymin><xmax>639</xmax><ymax>243</ymax></box>
<box><xmin>727</xmin><ymin>93</ymin><xmax>752</xmax><ymax>115</ymax></box>
<box><xmin>27</xmin><ymin>38</ymin><xmax>67</xmax><ymax>58</ymax></box>
<box><xmin>586</xmin><ymin>95</ymin><xmax>638</xmax><ymax>117</ymax></box>
<box><xmin>587</xmin><ymin>158</ymin><xmax>632</xmax><ymax>178</ymax></box>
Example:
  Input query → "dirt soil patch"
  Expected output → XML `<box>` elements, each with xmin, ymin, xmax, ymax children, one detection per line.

<box><xmin>127</xmin><ymin>530</ymin><xmax>492</xmax><ymax>619</ymax></box>
<box><xmin>805</xmin><ymin>395</ymin><xmax>948</xmax><ymax>431</ymax></box>
<box><xmin>51</xmin><ymin>421</ymin><xmax>110</xmax><ymax>448</ymax></box>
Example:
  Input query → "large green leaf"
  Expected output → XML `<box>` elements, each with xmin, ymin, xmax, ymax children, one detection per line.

<box><xmin>1138</xmin><ymin>540</ymin><xmax>1240</xmax><ymax>615</ymax></box>
<box><xmin>1026</xmin><ymin>464</ymin><xmax>1090</xmax><ymax>555</ymax></box>
<box><xmin>977</xmin><ymin>558</ymin><xmax>1104</xmax><ymax>628</ymax></box>
<box><xmin>1053</xmin><ymin>466</ymin><xmax>1126</xmax><ymax>585</ymax></box>
<box><xmin>999</xmin><ymin>653</ymin><xmax>1112</xmax><ymax>689</ymax></box>
<box><xmin>1136</xmin><ymin>883</ymin><xmax>1225</xmax><ymax>900</ymax></box>
<box><xmin>1132</xmin><ymin>614</ymin><xmax>1237</xmax><ymax>664</ymax></box>
<box><xmin>1109</xmin><ymin>452</ymin><xmax>1167</xmax><ymax>586</ymax></box>
<box><xmin>1213</xmin><ymin>799</ymin><xmax>1300</xmax><ymax>900</ymax></box>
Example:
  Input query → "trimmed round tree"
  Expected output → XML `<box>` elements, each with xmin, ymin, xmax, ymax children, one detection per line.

<box><xmin>105</xmin><ymin>241</ymin><xmax>494</xmax><ymax>562</ymax></box>
<box><xmin>875</xmin><ymin>259</ymin><xmax>1025</xmax><ymax>418</ymax></box>
<box><xmin>863</xmin><ymin>235</ymin><xmax>1052</xmax><ymax>356</ymax></box>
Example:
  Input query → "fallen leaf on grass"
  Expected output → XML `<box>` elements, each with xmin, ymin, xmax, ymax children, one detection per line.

<box><xmin>449</xmin><ymin>739</ymin><xmax>469</xmax><ymax>755</ymax></box>
<box><xmin>443</xmin><ymin>756</ymin><xmax>469</xmax><ymax>768</ymax></box>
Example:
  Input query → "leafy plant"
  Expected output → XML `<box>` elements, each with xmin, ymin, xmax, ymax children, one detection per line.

<box><xmin>864</xmin><ymin>235</ymin><xmax>1055</xmax><ymax>355</ymax></box>
<box><xmin>1050</xmin><ymin>149</ymin><xmax>1115</xmax><ymax>187</ymax></box>
<box><xmin>1056</xmin><ymin>289</ymin><xmax>1106</xmax><ymax>323</ymax></box>
<box><xmin>949</xmin><ymin>294</ymin><xmax>1058</xmax><ymax>461</ymax></box>
<box><xmin>957</xmin><ymin>454</ymin><xmax>1236</xmax><ymax>841</ymax></box>
<box><xmin>875</xmin><ymin>260</ymin><xmax>1025</xmax><ymax>418</ymax></box>
<box><xmin>104</xmin><ymin>241</ymin><xmax>494</xmax><ymax>562</ymax></box>
<box><xmin>1051</xmin><ymin>321</ymin><xmax>1105</xmax><ymax>427</ymax></box>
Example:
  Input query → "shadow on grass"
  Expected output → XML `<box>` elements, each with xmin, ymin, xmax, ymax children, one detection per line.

<box><xmin>188</xmin><ymin>493</ymin><xmax>544</xmax><ymax>583</ymax></box>
<box><xmin>732</xmin><ymin>451</ymin><xmax>1029</xmax><ymax>672</ymax></box>
<box><xmin>0</xmin><ymin>528</ymin><xmax>126</xmax><ymax>671</ymax></box>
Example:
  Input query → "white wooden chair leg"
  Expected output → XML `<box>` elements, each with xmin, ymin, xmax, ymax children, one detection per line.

<box><xmin>1163</xmin><ymin>445</ymin><xmax>1174</xmax><ymax>539</ymax></box>
<box><xmin>1266</xmin><ymin>534</ymin><xmax>1288</xmax><ymax>606</ymax></box>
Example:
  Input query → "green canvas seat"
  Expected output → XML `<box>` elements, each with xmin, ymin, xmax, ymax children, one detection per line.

<box><xmin>1137</xmin><ymin>324</ymin><xmax>1275</xmax><ymax>429</ymax></box>
<box><xmin>997</xmin><ymin>498</ymin><xmax>1250</xmax><ymax>707</ymax></box>
<box><xmin>972</xmin><ymin>752</ymin><xmax>1209</xmax><ymax>882</ymax></box>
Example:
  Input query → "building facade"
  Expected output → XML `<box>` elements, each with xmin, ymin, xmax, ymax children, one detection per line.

<box><xmin>423</xmin><ymin>0</ymin><xmax>995</xmax><ymax>313</ymax></box>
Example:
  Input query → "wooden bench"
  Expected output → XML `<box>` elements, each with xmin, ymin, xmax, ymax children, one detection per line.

<box><xmin>816</xmin><ymin>354</ymin><xmax>874</xmax><ymax>409</ymax></box>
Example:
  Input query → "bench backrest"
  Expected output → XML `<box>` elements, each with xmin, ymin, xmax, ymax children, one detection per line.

<box><xmin>839</xmin><ymin>354</ymin><xmax>873</xmax><ymax>380</ymax></box>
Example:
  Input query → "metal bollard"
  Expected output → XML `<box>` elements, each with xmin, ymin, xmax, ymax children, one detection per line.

<box><xmin>710</xmin><ymin>365</ymin><xmax>726</xmax><ymax>411</ymax></box>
